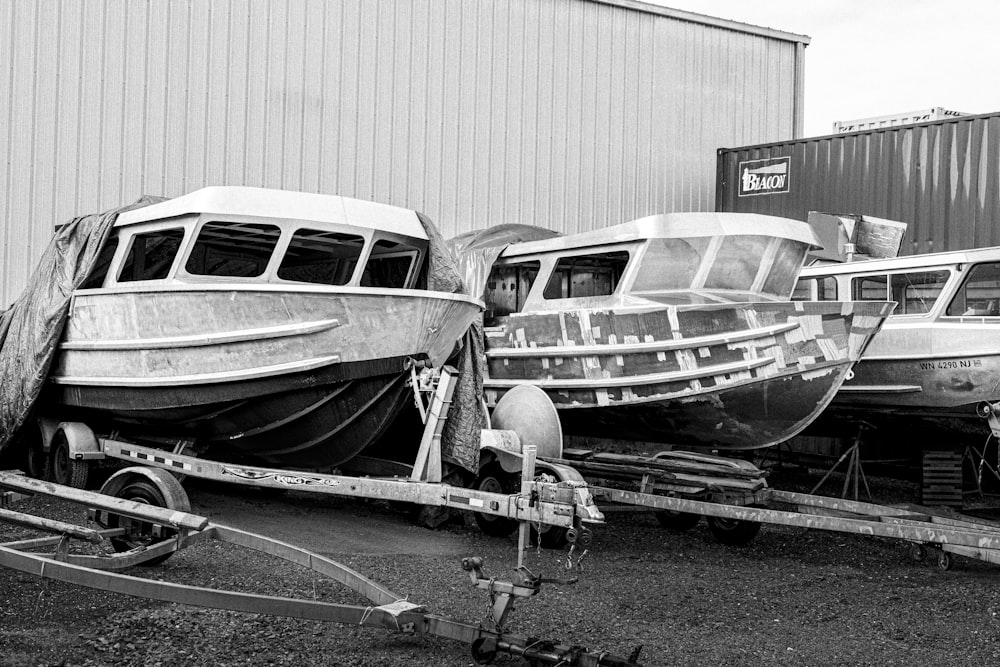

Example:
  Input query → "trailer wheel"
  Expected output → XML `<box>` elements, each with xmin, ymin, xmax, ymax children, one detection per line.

<box><xmin>936</xmin><ymin>550</ymin><xmax>953</xmax><ymax>572</ymax></box>
<box><xmin>49</xmin><ymin>431</ymin><xmax>89</xmax><ymax>489</ymax></box>
<box><xmin>24</xmin><ymin>437</ymin><xmax>50</xmax><ymax>481</ymax></box>
<box><xmin>98</xmin><ymin>468</ymin><xmax>190</xmax><ymax>566</ymax></box>
<box><xmin>655</xmin><ymin>510</ymin><xmax>702</xmax><ymax>532</ymax></box>
<box><xmin>473</xmin><ymin>464</ymin><xmax>519</xmax><ymax>537</ymax></box>
<box><xmin>706</xmin><ymin>515</ymin><xmax>761</xmax><ymax>546</ymax></box>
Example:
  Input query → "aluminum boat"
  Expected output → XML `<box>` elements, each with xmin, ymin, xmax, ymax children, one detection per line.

<box><xmin>796</xmin><ymin>246</ymin><xmax>1000</xmax><ymax>442</ymax></box>
<box><xmin>43</xmin><ymin>187</ymin><xmax>483</xmax><ymax>469</ymax></box>
<box><xmin>470</xmin><ymin>213</ymin><xmax>893</xmax><ymax>450</ymax></box>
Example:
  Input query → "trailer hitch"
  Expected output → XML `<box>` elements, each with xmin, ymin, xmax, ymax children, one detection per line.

<box><xmin>461</xmin><ymin>557</ymin><xmax>640</xmax><ymax>666</ymax></box>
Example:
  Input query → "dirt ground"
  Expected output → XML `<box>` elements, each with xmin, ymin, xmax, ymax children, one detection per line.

<box><xmin>2</xmin><ymin>467</ymin><xmax>1000</xmax><ymax>667</ymax></box>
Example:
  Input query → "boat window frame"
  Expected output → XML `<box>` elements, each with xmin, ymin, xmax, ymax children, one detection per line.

<box><xmin>102</xmin><ymin>213</ymin><xmax>431</xmax><ymax>289</ymax></box>
<box><xmin>109</xmin><ymin>216</ymin><xmax>196</xmax><ymax>285</ymax></box>
<box><xmin>791</xmin><ymin>274</ymin><xmax>839</xmax><ymax>302</ymax></box>
<box><xmin>357</xmin><ymin>232</ymin><xmax>425</xmax><ymax>289</ymax></box>
<box><xmin>275</xmin><ymin>226</ymin><xmax>371</xmax><ymax>287</ymax></box>
<box><xmin>848</xmin><ymin>267</ymin><xmax>954</xmax><ymax>318</ymax></box>
<box><xmin>505</xmin><ymin>241</ymin><xmax>641</xmax><ymax>309</ymax></box>
<box><xmin>182</xmin><ymin>218</ymin><xmax>285</xmax><ymax>280</ymax></box>
<box><xmin>482</xmin><ymin>259</ymin><xmax>543</xmax><ymax>322</ymax></box>
<box><xmin>943</xmin><ymin>261</ymin><xmax>1000</xmax><ymax>320</ymax></box>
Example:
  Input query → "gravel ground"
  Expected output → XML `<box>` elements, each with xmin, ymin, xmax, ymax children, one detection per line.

<box><xmin>2</xmin><ymin>467</ymin><xmax>1000</xmax><ymax>667</ymax></box>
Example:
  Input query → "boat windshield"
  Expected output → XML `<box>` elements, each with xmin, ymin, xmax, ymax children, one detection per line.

<box><xmin>631</xmin><ymin>235</ymin><xmax>807</xmax><ymax>299</ymax></box>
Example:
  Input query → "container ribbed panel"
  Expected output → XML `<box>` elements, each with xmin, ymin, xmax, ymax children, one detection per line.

<box><xmin>717</xmin><ymin>113</ymin><xmax>1000</xmax><ymax>257</ymax></box>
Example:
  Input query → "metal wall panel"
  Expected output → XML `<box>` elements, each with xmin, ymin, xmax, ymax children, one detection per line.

<box><xmin>717</xmin><ymin>113</ymin><xmax>1000</xmax><ymax>257</ymax></box>
<box><xmin>1</xmin><ymin>0</ymin><xmax>805</xmax><ymax>307</ymax></box>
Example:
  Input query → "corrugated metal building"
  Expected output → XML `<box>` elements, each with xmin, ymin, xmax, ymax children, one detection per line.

<box><xmin>1</xmin><ymin>0</ymin><xmax>808</xmax><ymax>307</ymax></box>
<box><xmin>717</xmin><ymin>112</ymin><xmax>1000</xmax><ymax>256</ymax></box>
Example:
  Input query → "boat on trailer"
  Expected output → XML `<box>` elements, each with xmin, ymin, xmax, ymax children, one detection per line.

<box><xmin>795</xmin><ymin>246</ymin><xmax>1000</xmax><ymax>442</ymax></box>
<box><xmin>41</xmin><ymin>187</ymin><xmax>483</xmax><ymax>469</ymax></box>
<box><xmin>472</xmin><ymin>212</ymin><xmax>893</xmax><ymax>450</ymax></box>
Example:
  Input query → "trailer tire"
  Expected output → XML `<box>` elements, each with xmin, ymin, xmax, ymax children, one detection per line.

<box><xmin>49</xmin><ymin>431</ymin><xmax>89</xmax><ymax>489</ymax></box>
<box><xmin>473</xmin><ymin>463</ymin><xmax>519</xmax><ymax>538</ymax></box>
<box><xmin>98</xmin><ymin>468</ymin><xmax>190</xmax><ymax>566</ymax></box>
<box><xmin>706</xmin><ymin>515</ymin><xmax>761</xmax><ymax>546</ymax></box>
<box><xmin>24</xmin><ymin>437</ymin><xmax>50</xmax><ymax>481</ymax></box>
<box><xmin>655</xmin><ymin>510</ymin><xmax>701</xmax><ymax>532</ymax></box>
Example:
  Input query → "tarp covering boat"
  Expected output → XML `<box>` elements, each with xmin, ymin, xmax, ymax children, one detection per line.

<box><xmin>0</xmin><ymin>196</ymin><xmax>163</xmax><ymax>453</ymax></box>
<box><xmin>447</xmin><ymin>223</ymin><xmax>561</xmax><ymax>300</ymax></box>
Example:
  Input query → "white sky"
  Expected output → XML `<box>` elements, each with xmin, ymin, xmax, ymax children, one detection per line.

<box><xmin>650</xmin><ymin>0</ymin><xmax>1000</xmax><ymax>137</ymax></box>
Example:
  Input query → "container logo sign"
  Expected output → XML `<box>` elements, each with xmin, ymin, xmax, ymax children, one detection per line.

<box><xmin>738</xmin><ymin>157</ymin><xmax>790</xmax><ymax>196</ymax></box>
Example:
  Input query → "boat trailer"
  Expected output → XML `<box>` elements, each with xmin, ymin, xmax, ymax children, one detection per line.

<box><xmin>0</xmin><ymin>472</ymin><xmax>641</xmax><ymax>666</ymax></box>
<box><xmin>548</xmin><ymin>446</ymin><xmax>1000</xmax><ymax>571</ymax></box>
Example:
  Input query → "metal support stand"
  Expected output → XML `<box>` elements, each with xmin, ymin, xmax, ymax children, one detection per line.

<box><xmin>809</xmin><ymin>427</ymin><xmax>871</xmax><ymax>501</ymax></box>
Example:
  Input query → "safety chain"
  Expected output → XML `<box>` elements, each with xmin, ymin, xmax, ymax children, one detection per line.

<box><xmin>483</xmin><ymin>576</ymin><xmax>505</xmax><ymax>633</ymax></box>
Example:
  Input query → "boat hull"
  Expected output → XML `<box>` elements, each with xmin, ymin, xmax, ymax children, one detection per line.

<box><xmin>803</xmin><ymin>321</ymin><xmax>1000</xmax><ymax>443</ymax></box>
<box><xmin>44</xmin><ymin>286</ymin><xmax>482</xmax><ymax>468</ymax></box>
<box><xmin>483</xmin><ymin>300</ymin><xmax>891</xmax><ymax>450</ymax></box>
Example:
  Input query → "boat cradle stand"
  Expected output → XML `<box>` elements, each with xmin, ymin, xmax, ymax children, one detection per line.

<box><xmin>0</xmin><ymin>472</ymin><xmax>641</xmax><ymax>666</ymax></box>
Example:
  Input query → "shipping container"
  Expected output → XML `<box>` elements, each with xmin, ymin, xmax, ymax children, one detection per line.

<box><xmin>0</xmin><ymin>0</ymin><xmax>808</xmax><ymax>308</ymax></box>
<box><xmin>716</xmin><ymin>112</ymin><xmax>1000</xmax><ymax>256</ymax></box>
<box><xmin>832</xmin><ymin>107</ymin><xmax>968</xmax><ymax>134</ymax></box>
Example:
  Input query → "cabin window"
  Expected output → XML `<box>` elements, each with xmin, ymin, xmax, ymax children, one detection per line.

<box><xmin>890</xmin><ymin>271</ymin><xmax>948</xmax><ymax>315</ymax></box>
<box><xmin>277</xmin><ymin>229</ymin><xmax>366</xmax><ymax>285</ymax></box>
<box><xmin>761</xmin><ymin>239</ymin><xmax>809</xmax><ymax>297</ymax></box>
<box><xmin>185</xmin><ymin>221</ymin><xmax>281</xmax><ymax>278</ymax></box>
<box><xmin>704</xmin><ymin>235</ymin><xmax>770</xmax><ymax>291</ymax></box>
<box><xmin>484</xmin><ymin>261</ymin><xmax>540</xmax><ymax>322</ymax></box>
<box><xmin>118</xmin><ymin>229</ymin><xmax>185</xmax><ymax>282</ymax></box>
<box><xmin>80</xmin><ymin>238</ymin><xmax>120</xmax><ymax>289</ymax></box>
<box><xmin>851</xmin><ymin>275</ymin><xmax>888</xmax><ymax>301</ymax></box>
<box><xmin>361</xmin><ymin>239</ymin><xmax>419</xmax><ymax>288</ymax></box>
<box><xmin>631</xmin><ymin>237</ymin><xmax>711</xmax><ymax>292</ymax></box>
<box><xmin>542</xmin><ymin>251</ymin><xmax>629</xmax><ymax>299</ymax></box>
<box><xmin>792</xmin><ymin>276</ymin><xmax>838</xmax><ymax>301</ymax></box>
<box><xmin>947</xmin><ymin>262</ymin><xmax>1000</xmax><ymax>316</ymax></box>
<box><xmin>853</xmin><ymin>271</ymin><xmax>948</xmax><ymax>314</ymax></box>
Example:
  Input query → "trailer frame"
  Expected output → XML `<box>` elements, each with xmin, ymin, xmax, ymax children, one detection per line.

<box><xmin>543</xmin><ymin>448</ymin><xmax>1000</xmax><ymax>570</ymax></box>
<box><xmin>0</xmin><ymin>472</ymin><xmax>640</xmax><ymax>667</ymax></box>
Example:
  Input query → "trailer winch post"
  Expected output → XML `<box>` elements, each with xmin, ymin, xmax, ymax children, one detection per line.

<box><xmin>517</xmin><ymin>444</ymin><xmax>537</xmax><ymax>569</ymax></box>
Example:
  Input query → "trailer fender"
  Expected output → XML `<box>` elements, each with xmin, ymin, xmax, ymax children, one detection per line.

<box><xmin>55</xmin><ymin>422</ymin><xmax>103</xmax><ymax>461</ymax></box>
<box><xmin>36</xmin><ymin>418</ymin><xmax>60</xmax><ymax>453</ymax></box>
<box><xmin>100</xmin><ymin>466</ymin><xmax>190</xmax><ymax>512</ymax></box>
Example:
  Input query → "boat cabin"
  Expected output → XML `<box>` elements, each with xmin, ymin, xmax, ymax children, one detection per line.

<box><xmin>482</xmin><ymin>212</ymin><xmax>820</xmax><ymax>323</ymax></box>
<box><xmin>79</xmin><ymin>187</ymin><xmax>430</xmax><ymax>292</ymax></box>
<box><xmin>795</xmin><ymin>247</ymin><xmax>1000</xmax><ymax>322</ymax></box>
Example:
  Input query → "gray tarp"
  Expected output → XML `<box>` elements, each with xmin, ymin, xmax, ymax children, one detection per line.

<box><xmin>446</xmin><ymin>224</ymin><xmax>561</xmax><ymax>301</ymax></box>
<box><xmin>415</xmin><ymin>213</ymin><xmax>488</xmax><ymax>473</ymax></box>
<box><xmin>440</xmin><ymin>224</ymin><xmax>562</xmax><ymax>471</ymax></box>
<box><xmin>0</xmin><ymin>196</ymin><xmax>164</xmax><ymax>452</ymax></box>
